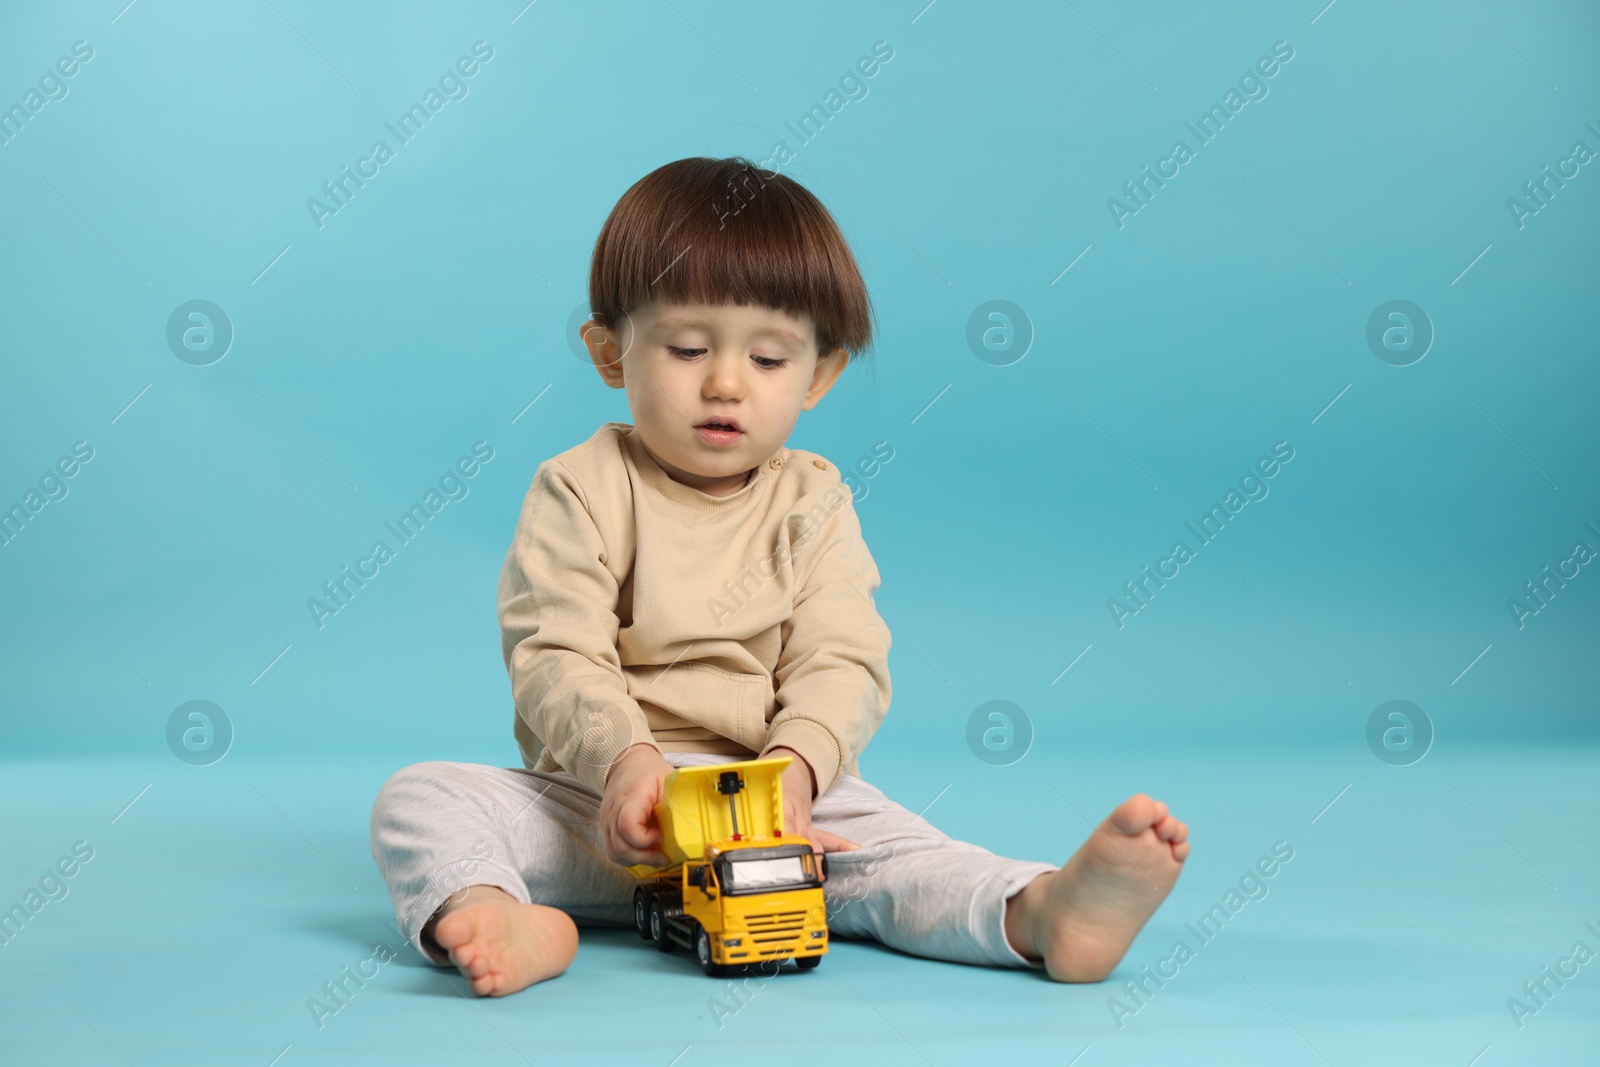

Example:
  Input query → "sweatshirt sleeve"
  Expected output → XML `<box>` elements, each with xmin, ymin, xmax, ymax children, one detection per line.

<box><xmin>498</xmin><ymin>459</ymin><xmax>659</xmax><ymax>795</ymax></box>
<box><xmin>761</xmin><ymin>485</ymin><xmax>893</xmax><ymax>798</ymax></box>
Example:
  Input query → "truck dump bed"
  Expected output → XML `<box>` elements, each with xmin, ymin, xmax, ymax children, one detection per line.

<box><xmin>628</xmin><ymin>756</ymin><xmax>791</xmax><ymax>875</ymax></box>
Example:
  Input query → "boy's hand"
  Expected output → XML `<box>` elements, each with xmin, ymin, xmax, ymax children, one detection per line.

<box><xmin>768</xmin><ymin>746</ymin><xmax>859</xmax><ymax>877</ymax></box>
<box><xmin>600</xmin><ymin>743</ymin><xmax>673</xmax><ymax>867</ymax></box>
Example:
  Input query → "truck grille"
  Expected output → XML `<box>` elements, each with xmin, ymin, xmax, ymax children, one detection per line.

<box><xmin>744</xmin><ymin>909</ymin><xmax>808</xmax><ymax>952</ymax></box>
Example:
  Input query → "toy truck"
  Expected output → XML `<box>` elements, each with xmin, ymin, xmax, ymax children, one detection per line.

<box><xmin>627</xmin><ymin>756</ymin><xmax>828</xmax><ymax>976</ymax></box>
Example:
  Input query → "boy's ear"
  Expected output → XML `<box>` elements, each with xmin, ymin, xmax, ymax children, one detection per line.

<box><xmin>800</xmin><ymin>347</ymin><xmax>848</xmax><ymax>411</ymax></box>
<box><xmin>583</xmin><ymin>316</ymin><xmax>627</xmax><ymax>389</ymax></box>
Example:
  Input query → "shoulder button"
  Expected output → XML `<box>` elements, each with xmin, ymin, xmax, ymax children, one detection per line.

<box><xmin>768</xmin><ymin>455</ymin><xmax>784</xmax><ymax>470</ymax></box>
<box><xmin>811</xmin><ymin>459</ymin><xmax>828</xmax><ymax>470</ymax></box>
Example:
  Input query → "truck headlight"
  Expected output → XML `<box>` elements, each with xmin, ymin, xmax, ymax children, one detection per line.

<box><xmin>809</xmin><ymin>930</ymin><xmax>825</xmax><ymax>939</ymax></box>
<box><xmin>722</xmin><ymin>938</ymin><xmax>742</xmax><ymax>947</ymax></box>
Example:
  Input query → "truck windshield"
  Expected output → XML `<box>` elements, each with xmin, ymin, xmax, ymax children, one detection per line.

<box><xmin>720</xmin><ymin>850</ymin><xmax>819</xmax><ymax>894</ymax></box>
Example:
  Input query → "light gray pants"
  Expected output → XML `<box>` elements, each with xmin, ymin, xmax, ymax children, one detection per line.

<box><xmin>369</xmin><ymin>752</ymin><xmax>1058</xmax><ymax>970</ymax></box>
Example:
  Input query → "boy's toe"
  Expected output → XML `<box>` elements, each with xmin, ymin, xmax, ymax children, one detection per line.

<box><xmin>1109</xmin><ymin>794</ymin><xmax>1157</xmax><ymax>834</ymax></box>
<box><xmin>435</xmin><ymin>912</ymin><xmax>471</xmax><ymax>951</ymax></box>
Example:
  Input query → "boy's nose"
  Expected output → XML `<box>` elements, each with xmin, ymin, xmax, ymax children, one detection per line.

<box><xmin>702</xmin><ymin>354</ymin><xmax>746</xmax><ymax>399</ymax></box>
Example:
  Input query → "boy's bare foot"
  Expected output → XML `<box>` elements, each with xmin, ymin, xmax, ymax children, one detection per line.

<box><xmin>424</xmin><ymin>885</ymin><xmax>579</xmax><ymax>996</ymax></box>
<box><xmin>1004</xmin><ymin>794</ymin><xmax>1189</xmax><ymax>982</ymax></box>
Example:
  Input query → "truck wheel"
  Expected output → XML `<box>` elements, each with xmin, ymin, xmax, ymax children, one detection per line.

<box><xmin>633</xmin><ymin>888</ymin><xmax>652</xmax><ymax>941</ymax></box>
<box><xmin>649</xmin><ymin>896</ymin><xmax>673</xmax><ymax>953</ymax></box>
<box><xmin>694</xmin><ymin>924</ymin><xmax>727</xmax><ymax>978</ymax></box>
<box><xmin>796</xmin><ymin>954</ymin><xmax>821</xmax><ymax>970</ymax></box>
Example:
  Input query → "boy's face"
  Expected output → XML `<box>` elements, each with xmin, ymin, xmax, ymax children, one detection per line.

<box><xmin>583</xmin><ymin>301</ymin><xmax>847</xmax><ymax>496</ymax></box>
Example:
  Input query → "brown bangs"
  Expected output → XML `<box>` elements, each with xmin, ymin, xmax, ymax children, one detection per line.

<box><xmin>588</xmin><ymin>156</ymin><xmax>875</xmax><ymax>362</ymax></box>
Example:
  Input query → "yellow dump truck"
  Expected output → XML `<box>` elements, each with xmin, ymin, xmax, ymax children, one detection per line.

<box><xmin>628</xmin><ymin>756</ymin><xmax>828</xmax><ymax>976</ymax></box>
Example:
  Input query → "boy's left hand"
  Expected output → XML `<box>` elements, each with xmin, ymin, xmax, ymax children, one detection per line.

<box><xmin>767</xmin><ymin>746</ymin><xmax>859</xmax><ymax>877</ymax></box>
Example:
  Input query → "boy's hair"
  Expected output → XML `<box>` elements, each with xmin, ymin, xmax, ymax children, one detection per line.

<box><xmin>588</xmin><ymin>156</ymin><xmax>875</xmax><ymax>364</ymax></box>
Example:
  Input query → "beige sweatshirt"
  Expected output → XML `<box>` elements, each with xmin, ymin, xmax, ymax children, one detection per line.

<box><xmin>497</xmin><ymin>421</ymin><xmax>892</xmax><ymax>798</ymax></box>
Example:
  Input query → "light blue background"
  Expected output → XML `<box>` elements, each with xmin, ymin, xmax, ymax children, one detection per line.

<box><xmin>2</xmin><ymin>2</ymin><xmax>1596</xmax><ymax>1065</ymax></box>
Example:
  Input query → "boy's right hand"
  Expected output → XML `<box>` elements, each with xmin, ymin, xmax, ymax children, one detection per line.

<box><xmin>600</xmin><ymin>743</ymin><xmax>673</xmax><ymax>867</ymax></box>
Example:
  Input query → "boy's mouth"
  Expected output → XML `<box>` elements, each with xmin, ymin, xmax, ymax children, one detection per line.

<box><xmin>696</xmin><ymin>416</ymin><xmax>742</xmax><ymax>432</ymax></box>
<box><xmin>695</xmin><ymin>417</ymin><xmax>744</xmax><ymax>445</ymax></box>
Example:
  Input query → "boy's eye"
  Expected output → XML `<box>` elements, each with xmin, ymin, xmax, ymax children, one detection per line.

<box><xmin>667</xmin><ymin>346</ymin><xmax>787</xmax><ymax>370</ymax></box>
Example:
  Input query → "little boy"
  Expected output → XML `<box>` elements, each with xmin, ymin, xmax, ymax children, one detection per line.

<box><xmin>369</xmin><ymin>156</ymin><xmax>1189</xmax><ymax>997</ymax></box>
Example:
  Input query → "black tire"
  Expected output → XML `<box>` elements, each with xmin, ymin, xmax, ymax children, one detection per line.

<box><xmin>633</xmin><ymin>887</ymin><xmax>652</xmax><ymax>941</ymax></box>
<box><xmin>694</xmin><ymin>924</ymin><xmax>728</xmax><ymax>977</ymax></box>
<box><xmin>649</xmin><ymin>896</ymin><xmax>673</xmax><ymax>952</ymax></box>
<box><xmin>796</xmin><ymin>954</ymin><xmax>821</xmax><ymax>970</ymax></box>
